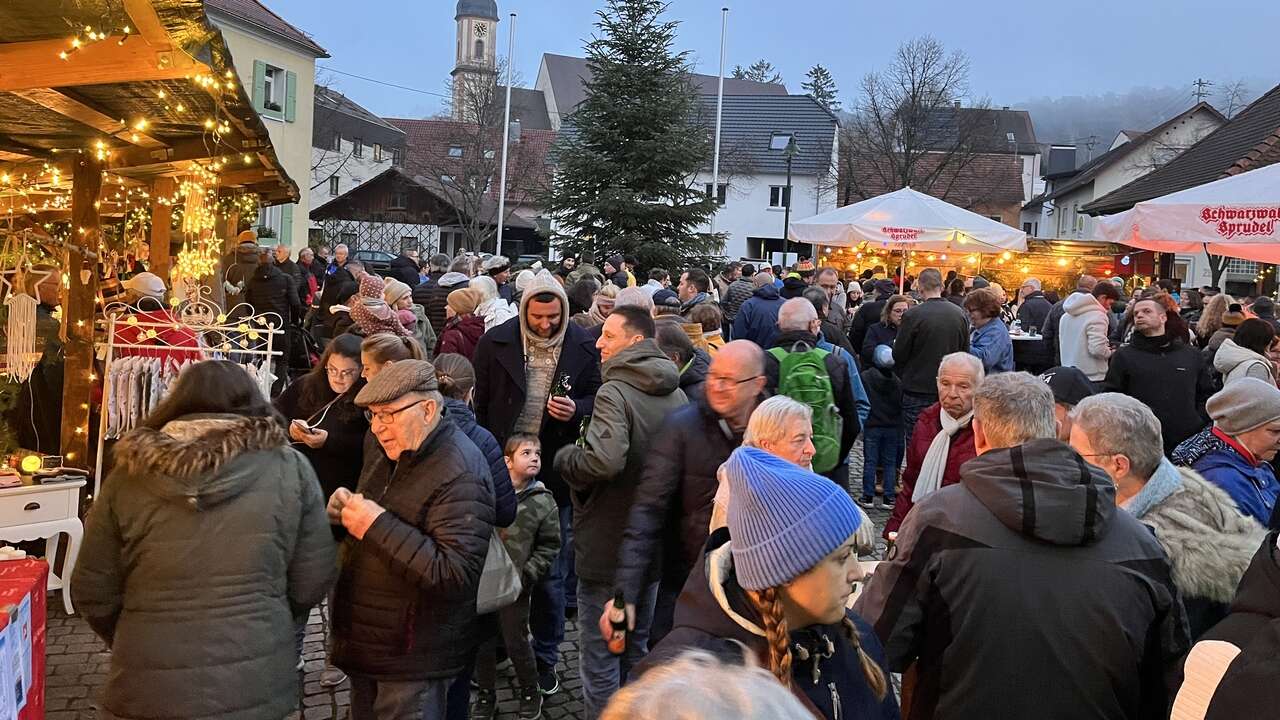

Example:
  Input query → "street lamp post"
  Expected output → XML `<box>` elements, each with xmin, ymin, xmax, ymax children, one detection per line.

<box><xmin>783</xmin><ymin>136</ymin><xmax>798</xmax><ymax>256</ymax></box>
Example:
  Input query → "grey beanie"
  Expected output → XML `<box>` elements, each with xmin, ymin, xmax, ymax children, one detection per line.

<box><xmin>355</xmin><ymin>360</ymin><xmax>438</xmax><ymax>407</ymax></box>
<box><xmin>1207</xmin><ymin>377</ymin><xmax>1280</xmax><ymax>435</ymax></box>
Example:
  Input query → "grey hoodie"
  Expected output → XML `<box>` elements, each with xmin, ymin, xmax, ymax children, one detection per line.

<box><xmin>554</xmin><ymin>339</ymin><xmax>687</xmax><ymax>583</ymax></box>
<box><xmin>1213</xmin><ymin>338</ymin><xmax>1274</xmax><ymax>385</ymax></box>
<box><xmin>855</xmin><ymin>438</ymin><xmax>1189</xmax><ymax>720</ymax></box>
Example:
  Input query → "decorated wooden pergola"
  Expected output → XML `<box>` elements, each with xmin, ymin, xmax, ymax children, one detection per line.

<box><xmin>0</xmin><ymin>0</ymin><xmax>299</xmax><ymax>469</ymax></box>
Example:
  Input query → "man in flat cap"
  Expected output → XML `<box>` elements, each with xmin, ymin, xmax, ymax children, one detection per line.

<box><xmin>327</xmin><ymin>360</ymin><xmax>495</xmax><ymax>719</ymax></box>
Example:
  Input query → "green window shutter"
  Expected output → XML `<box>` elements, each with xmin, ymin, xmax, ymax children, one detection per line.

<box><xmin>284</xmin><ymin>71</ymin><xmax>298</xmax><ymax>122</ymax></box>
<box><xmin>280</xmin><ymin>204</ymin><xmax>294</xmax><ymax>245</ymax></box>
<box><xmin>252</xmin><ymin>60</ymin><xmax>266</xmax><ymax>110</ymax></box>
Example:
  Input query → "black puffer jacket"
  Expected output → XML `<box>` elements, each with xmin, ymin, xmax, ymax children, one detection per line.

<box><xmin>1017</xmin><ymin>291</ymin><xmax>1053</xmax><ymax>331</ymax></box>
<box><xmin>614</xmin><ymin>396</ymin><xmax>744</xmax><ymax>604</ymax></box>
<box><xmin>277</xmin><ymin>257</ymin><xmax>309</xmax><ymax>307</ymax></box>
<box><xmin>73</xmin><ymin>415</ymin><xmax>336</xmax><ymax>720</ymax></box>
<box><xmin>856</xmin><ymin>439</ymin><xmax>1189</xmax><ymax>720</ymax></box>
<box><xmin>679</xmin><ymin>348</ymin><xmax>710</xmax><ymax>405</ymax></box>
<box><xmin>318</xmin><ymin>263</ymin><xmax>355</xmax><ymax>316</ymax></box>
<box><xmin>413</xmin><ymin>272</ymin><xmax>469</xmax><ymax>336</ymax></box>
<box><xmin>444</xmin><ymin>397</ymin><xmax>516</xmax><ymax>528</ymax></box>
<box><xmin>245</xmin><ymin>262</ymin><xmax>302</xmax><ymax>325</ymax></box>
<box><xmin>272</xmin><ymin>377</ymin><xmax>368</xmax><ymax>502</ymax></box>
<box><xmin>387</xmin><ymin>255</ymin><xmax>420</xmax><ymax>287</ymax></box>
<box><xmin>331</xmin><ymin>418</ymin><xmax>495</xmax><ymax>680</ymax></box>
<box><xmin>1104</xmin><ymin>333</ymin><xmax>1213</xmax><ymax>455</ymax></box>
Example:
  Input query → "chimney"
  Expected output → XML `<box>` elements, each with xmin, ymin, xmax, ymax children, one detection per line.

<box><xmin>953</xmin><ymin>100</ymin><xmax>961</xmax><ymax>109</ymax></box>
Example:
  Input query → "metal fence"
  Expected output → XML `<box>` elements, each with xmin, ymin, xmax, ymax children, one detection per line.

<box><xmin>312</xmin><ymin>219</ymin><xmax>441</xmax><ymax>256</ymax></box>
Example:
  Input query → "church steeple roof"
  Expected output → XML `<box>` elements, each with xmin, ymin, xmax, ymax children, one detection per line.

<box><xmin>456</xmin><ymin>0</ymin><xmax>499</xmax><ymax>20</ymax></box>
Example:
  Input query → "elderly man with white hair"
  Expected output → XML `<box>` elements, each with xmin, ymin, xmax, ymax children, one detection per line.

<box><xmin>1069</xmin><ymin>392</ymin><xmax>1265</xmax><ymax>639</ymax></box>
<box><xmin>884</xmin><ymin>352</ymin><xmax>983</xmax><ymax>538</ymax></box>
<box><xmin>763</xmin><ymin>298</ymin><xmax>860</xmax><ymax>485</ymax></box>
<box><xmin>857</xmin><ymin>372</ymin><xmax>1190</xmax><ymax>720</ymax></box>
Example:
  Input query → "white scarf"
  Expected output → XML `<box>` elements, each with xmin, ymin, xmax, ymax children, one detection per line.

<box><xmin>913</xmin><ymin>408</ymin><xmax>973</xmax><ymax>502</ymax></box>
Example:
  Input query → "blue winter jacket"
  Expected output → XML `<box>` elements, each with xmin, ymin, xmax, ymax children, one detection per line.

<box><xmin>445</xmin><ymin>398</ymin><xmax>517</xmax><ymax>527</ymax></box>
<box><xmin>1192</xmin><ymin>444</ymin><xmax>1280</xmax><ymax>527</ymax></box>
<box><xmin>733</xmin><ymin>284</ymin><xmax>784</xmax><ymax>348</ymax></box>
<box><xmin>969</xmin><ymin>319</ymin><xmax>1014</xmax><ymax>373</ymax></box>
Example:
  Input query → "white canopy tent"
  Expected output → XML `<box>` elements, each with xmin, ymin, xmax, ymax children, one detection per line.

<box><xmin>1095</xmin><ymin>162</ymin><xmax>1280</xmax><ymax>263</ymax></box>
<box><xmin>788</xmin><ymin>186</ymin><xmax>1027</xmax><ymax>289</ymax></box>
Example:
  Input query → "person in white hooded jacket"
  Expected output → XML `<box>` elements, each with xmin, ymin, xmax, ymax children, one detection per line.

<box><xmin>471</xmin><ymin>275</ymin><xmax>518</xmax><ymax>332</ymax></box>
<box><xmin>1214</xmin><ymin>318</ymin><xmax>1276</xmax><ymax>386</ymax></box>
<box><xmin>1059</xmin><ymin>282</ymin><xmax>1120</xmax><ymax>381</ymax></box>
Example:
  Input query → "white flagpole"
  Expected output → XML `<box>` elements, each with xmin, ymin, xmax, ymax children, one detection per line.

<box><xmin>496</xmin><ymin>12</ymin><xmax>516</xmax><ymax>257</ymax></box>
<box><xmin>710</xmin><ymin>7</ymin><xmax>728</xmax><ymax>238</ymax></box>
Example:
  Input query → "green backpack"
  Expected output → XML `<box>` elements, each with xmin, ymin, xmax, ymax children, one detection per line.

<box><xmin>768</xmin><ymin>346</ymin><xmax>842</xmax><ymax>473</ymax></box>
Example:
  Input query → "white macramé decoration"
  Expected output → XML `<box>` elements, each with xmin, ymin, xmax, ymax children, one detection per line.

<box><xmin>4</xmin><ymin>291</ymin><xmax>38</xmax><ymax>382</ymax></box>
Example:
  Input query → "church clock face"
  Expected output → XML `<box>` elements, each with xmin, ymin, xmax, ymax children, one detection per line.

<box><xmin>474</xmin><ymin>23</ymin><xmax>488</xmax><ymax>38</ymax></box>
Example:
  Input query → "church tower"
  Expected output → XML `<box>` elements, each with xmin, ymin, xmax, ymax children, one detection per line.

<box><xmin>452</xmin><ymin>0</ymin><xmax>499</xmax><ymax>120</ymax></box>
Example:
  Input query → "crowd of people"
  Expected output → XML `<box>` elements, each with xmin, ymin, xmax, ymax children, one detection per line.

<box><xmin>66</xmin><ymin>240</ymin><xmax>1280</xmax><ymax>720</ymax></box>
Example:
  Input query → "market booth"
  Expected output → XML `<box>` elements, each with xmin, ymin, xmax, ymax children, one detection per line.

<box><xmin>0</xmin><ymin>3</ymin><xmax>299</xmax><ymax>711</ymax></box>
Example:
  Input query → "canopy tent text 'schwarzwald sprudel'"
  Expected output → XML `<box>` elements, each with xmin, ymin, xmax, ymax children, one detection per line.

<box><xmin>1096</xmin><ymin>162</ymin><xmax>1280</xmax><ymax>263</ymax></box>
<box><xmin>788</xmin><ymin>186</ymin><xmax>1027</xmax><ymax>289</ymax></box>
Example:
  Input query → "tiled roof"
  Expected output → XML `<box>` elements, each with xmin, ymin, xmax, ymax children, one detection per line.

<box><xmin>541</xmin><ymin>53</ymin><xmax>788</xmax><ymax>121</ymax></box>
<box><xmin>1084</xmin><ymin>84</ymin><xmax>1280</xmax><ymax>214</ymax></box>
<box><xmin>205</xmin><ymin>0</ymin><xmax>328</xmax><ymax>57</ymax></box>
<box><xmin>696</xmin><ymin>94</ymin><xmax>838</xmax><ymax>176</ymax></box>
<box><xmin>315</xmin><ymin>86</ymin><xmax>404</xmax><ymax>135</ymax></box>
<box><xmin>385</xmin><ymin>118</ymin><xmax>557</xmax><ymax>200</ymax></box>
<box><xmin>496</xmin><ymin>87</ymin><xmax>553</xmax><ymax>131</ymax></box>
<box><xmin>310</xmin><ymin>165</ymin><xmax>535</xmax><ymax>229</ymax></box>
<box><xmin>924</xmin><ymin>107</ymin><xmax>1039</xmax><ymax>155</ymax></box>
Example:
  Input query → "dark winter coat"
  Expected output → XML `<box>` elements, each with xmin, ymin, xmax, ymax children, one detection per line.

<box><xmin>861</xmin><ymin>321</ymin><xmax>899</xmax><ymax>369</ymax></box>
<box><xmin>245</xmin><ymin>262</ymin><xmax>302</xmax><ymax>325</ymax></box>
<box><xmin>732</xmin><ymin>284</ymin><xmax>784</xmax><ymax>349</ymax></box>
<box><xmin>444</xmin><ymin>397</ymin><xmax>516</xmax><ymax>528</ymax></box>
<box><xmin>554</xmin><ymin>340</ymin><xmax>687</xmax><ymax>585</ymax></box>
<box><xmin>73</xmin><ymin>415</ymin><xmax>336</xmax><ymax>720</ymax></box>
<box><xmin>638</xmin><ymin>530</ymin><xmax>901</xmax><ymax>720</ymax></box>
<box><xmin>614</xmin><ymin>396</ymin><xmax>745</xmax><ymax>604</ymax></box>
<box><xmin>318</xmin><ymin>262</ymin><xmax>355</xmax><ymax>316</ymax></box>
<box><xmin>1017</xmin><ymin>290</ymin><xmax>1053</xmax><ymax>331</ymax></box>
<box><xmin>223</xmin><ymin>244</ymin><xmax>260</xmax><ymax>308</ymax></box>
<box><xmin>331</xmin><ymin>418</ymin><xmax>495</xmax><ymax>680</ymax></box>
<box><xmin>436</xmin><ymin>314</ymin><xmax>486</xmax><ymax>360</ymax></box>
<box><xmin>1040</xmin><ymin>292</ymin><xmax>1078</xmax><ymax>364</ymax></box>
<box><xmin>273</xmin><ymin>377</ymin><xmax>369</xmax><ymax>502</ymax></box>
<box><xmin>411</xmin><ymin>275</ymin><xmax>447</xmax><ymax>335</ymax></box>
<box><xmin>765</xmin><ymin>330</ymin><xmax>861</xmax><ymax>464</ymax></box>
<box><xmin>721</xmin><ymin>277</ymin><xmax>755</xmax><ymax>322</ymax></box>
<box><xmin>473</xmin><ymin>315</ymin><xmax>601</xmax><ymax>507</ymax></box>
<box><xmin>679</xmin><ymin>348</ymin><xmax>711</xmax><ymax>405</ymax></box>
<box><xmin>856</xmin><ymin>439</ymin><xmax>1190</xmax><ymax>720</ymax></box>
<box><xmin>884</xmin><ymin>403</ymin><xmax>977</xmax><ymax>538</ymax></box>
<box><xmin>821</xmin><ymin>318</ymin><xmax>856</xmax><ymax>358</ymax></box>
<box><xmin>892</xmin><ymin>297</ymin><xmax>970</xmax><ymax>396</ymax></box>
<box><xmin>861</xmin><ymin>366</ymin><xmax>903</xmax><ymax>430</ymax></box>
<box><xmin>1180</xmin><ymin>532</ymin><xmax>1280</xmax><ymax>719</ymax></box>
<box><xmin>273</xmin><ymin>257</ymin><xmax>308</xmax><ymax>307</ymax></box>
<box><xmin>1104</xmin><ymin>333</ymin><xmax>1213</xmax><ymax>455</ymax></box>
<box><xmin>850</xmin><ymin>296</ymin><xmax>890</xmax><ymax>354</ymax></box>
<box><xmin>498</xmin><ymin>482</ymin><xmax>561</xmax><ymax>587</ymax></box>
<box><xmin>387</xmin><ymin>254</ymin><xmax>421</xmax><ymax>287</ymax></box>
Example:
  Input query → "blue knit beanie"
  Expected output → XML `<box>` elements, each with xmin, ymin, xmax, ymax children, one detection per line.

<box><xmin>725</xmin><ymin>446</ymin><xmax>862</xmax><ymax>591</ymax></box>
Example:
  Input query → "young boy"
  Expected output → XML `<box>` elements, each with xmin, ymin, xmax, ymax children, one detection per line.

<box><xmin>859</xmin><ymin>345</ymin><xmax>904</xmax><ymax>510</ymax></box>
<box><xmin>473</xmin><ymin>434</ymin><xmax>562</xmax><ymax>720</ymax></box>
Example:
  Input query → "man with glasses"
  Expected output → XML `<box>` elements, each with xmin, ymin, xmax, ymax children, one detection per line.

<box><xmin>815</xmin><ymin>266</ymin><xmax>850</xmax><ymax>334</ymax></box>
<box><xmin>613</xmin><ymin>340</ymin><xmax>767</xmax><ymax>645</ymax></box>
<box><xmin>326</xmin><ymin>360</ymin><xmax>496</xmax><ymax>720</ymax></box>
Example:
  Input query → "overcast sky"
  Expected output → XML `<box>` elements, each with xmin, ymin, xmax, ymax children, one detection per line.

<box><xmin>264</xmin><ymin>0</ymin><xmax>1277</xmax><ymax>120</ymax></box>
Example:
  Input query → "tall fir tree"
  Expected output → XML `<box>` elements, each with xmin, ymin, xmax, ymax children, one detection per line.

<box><xmin>732</xmin><ymin>59</ymin><xmax>784</xmax><ymax>85</ymax></box>
<box><xmin>802</xmin><ymin>64</ymin><xmax>841</xmax><ymax>113</ymax></box>
<box><xmin>544</xmin><ymin>0</ymin><xmax>720</xmax><ymax>269</ymax></box>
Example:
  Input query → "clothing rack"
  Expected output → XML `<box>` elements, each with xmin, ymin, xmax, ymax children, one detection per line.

<box><xmin>91</xmin><ymin>288</ymin><xmax>284</xmax><ymax>497</ymax></box>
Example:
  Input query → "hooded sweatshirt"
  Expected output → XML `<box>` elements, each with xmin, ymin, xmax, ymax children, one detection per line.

<box><xmin>513</xmin><ymin>270</ymin><xmax>571</xmax><ymax>436</ymax></box>
<box><xmin>554</xmin><ymin>339</ymin><xmax>687</xmax><ymax>583</ymax></box>
<box><xmin>1213</xmin><ymin>338</ymin><xmax>1274</xmax><ymax>385</ymax></box>
<box><xmin>855</xmin><ymin>438</ymin><xmax>1189</xmax><ymax>720</ymax></box>
<box><xmin>72</xmin><ymin>415</ymin><xmax>336</xmax><ymax>720</ymax></box>
<box><xmin>1060</xmin><ymin>292</ymin><xmax>1113</xmax><ymax>380</ymax></box>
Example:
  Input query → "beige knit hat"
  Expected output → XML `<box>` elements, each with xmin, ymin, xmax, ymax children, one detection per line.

<box><xmin>448</xmin><ymin>287</ymin><xmax>483</xmax><ymax>315</ymax></box>
<box><xmin>1207</xmin><ymin>377</ymin><xmax>1280</xmax><ymax>434</ymax></box>
<box><xmin>383</xmin><ymin>277</ymin><xmax>412</xmax><ymax>308</ymax></box>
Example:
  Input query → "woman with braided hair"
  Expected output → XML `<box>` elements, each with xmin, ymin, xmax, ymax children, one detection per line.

<box><xmin>630</xmin><ymin>446</ymin><xmax>899</xmax><ymax>720</ymax></box>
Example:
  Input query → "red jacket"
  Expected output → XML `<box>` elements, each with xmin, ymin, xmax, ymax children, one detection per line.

<box><xmin>436</xmin><ymin>314</ymin><xmax>486</xmax><ymax>361</ymax></box>
<box><xmin>884</xmin><ymin>402</ymin><xmax>977</xmax><ymax>538</ymax></box>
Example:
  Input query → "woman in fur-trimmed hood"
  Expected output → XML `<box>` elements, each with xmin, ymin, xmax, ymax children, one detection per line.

<box><xmin>72</xmin><ymin>360</ymin><xmax>337</xmax><ymax>720</ymax></box>
<box><xmin>1070</xmin><ymin>393</ymin><xmax>1266</xmax><ymax>640</ymax></box>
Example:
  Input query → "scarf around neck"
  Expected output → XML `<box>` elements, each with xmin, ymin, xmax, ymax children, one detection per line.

<box><xmin>913</xmin><ymin>407</ymin><xmax>973</xmax><ymax>502</ymax></box>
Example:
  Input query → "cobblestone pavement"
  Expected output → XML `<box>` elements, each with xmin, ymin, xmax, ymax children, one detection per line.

<box><xmin>46</xmin><ymin>442</ymin><xmax>893</xmax><ymax>720</ymax></box>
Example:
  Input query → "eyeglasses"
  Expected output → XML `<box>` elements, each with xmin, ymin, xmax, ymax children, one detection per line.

<box><xmin>707</xmin><ymin>374</ymin><xmax>762</xmax><ymax>388</ymax></box>
<box><xmin>364</xmin><ymin>399</ymin><xmax>425</xmax><ymax>424</ymax></box>
<box><xmin>326</xmin><ymin>366</ymin><xmax>359</xmax><ymax>379</ymax></box>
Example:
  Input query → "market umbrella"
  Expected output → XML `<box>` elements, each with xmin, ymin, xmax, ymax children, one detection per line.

<box><xmin>788</xmin><ymin>186</ymin><xmax>1028</xmax><ymax>289</ymax></box>
<box><xmin>1095</xmin><ymin>162</ymin><xmax>1280</xmax><ymax>263</ymax></box>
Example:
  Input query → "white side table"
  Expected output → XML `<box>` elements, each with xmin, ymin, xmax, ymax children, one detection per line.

<box><xmin>0</xmin><ymin>480</ymin><xmax>84</xmax><ymax>615</ymax></box>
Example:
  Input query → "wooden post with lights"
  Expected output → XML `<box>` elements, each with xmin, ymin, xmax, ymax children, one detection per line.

<box><xmin>61</xmin><ymin>152</ymin><xmax>103</xmax><ymax>469</ymax></box>
<box><xmin>149</xmin><ymin>176</ymin><xmax>174</xmax><ymax>284</ymax></box>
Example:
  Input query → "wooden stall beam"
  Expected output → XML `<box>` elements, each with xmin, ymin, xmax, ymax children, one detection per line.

<box><xmin>10</xmin><ymin>89</ymin><xmax>166</xmax><ymax>149</ymax></box>
<box><xmin>61</xmin><ymin>153</ymin><xmax>103</xmax><ymax>470</ymax></box>
<box><xmin>0</xmin><ymin>36</ymin><xmax>203</xmax><ymax>92</ymax></box>
<box><xmin>122</xmin><ymin>0</ymin><xmax>176</xmax><ymax>47</ymax></box>
<box><xmin>149</xmin><ymin>176</ymin><xmax>175</xmax><ymax>283</ymax></box>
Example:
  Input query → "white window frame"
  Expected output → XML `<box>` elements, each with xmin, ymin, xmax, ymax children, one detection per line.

<box><xmin>448</xmin><ymin>146</ymin><xmax>465</xmax><ymax>158</ymax></box>
<box><xmin>389</xmin><ymin>190</ymin><xmax>408</xmax><ymax>210</ymax></box>
<box><xmin>768</xmin><ymin>185</ymin><xmax>790</xmax><ymax>208</ymax></box>
<box><xmin>705</xmin><ymin>183</ymin><xmax>727</xmax><ymax>206</ymax></box>
<box><xmin>262</xmin><ymin>66</ymin><xmax>282</xmax><ymax>112</ymax></box>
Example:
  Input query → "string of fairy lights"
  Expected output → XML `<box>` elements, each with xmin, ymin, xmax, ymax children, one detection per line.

<box><xmin>0</xmin><ymin>12</ymin><xmax>284</xmax><ymax>468</ymax></box>
<box><xmin>819</xmin><ymin>243</ymin><xmax>1112</xmax><ymax>280</ymax></box>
